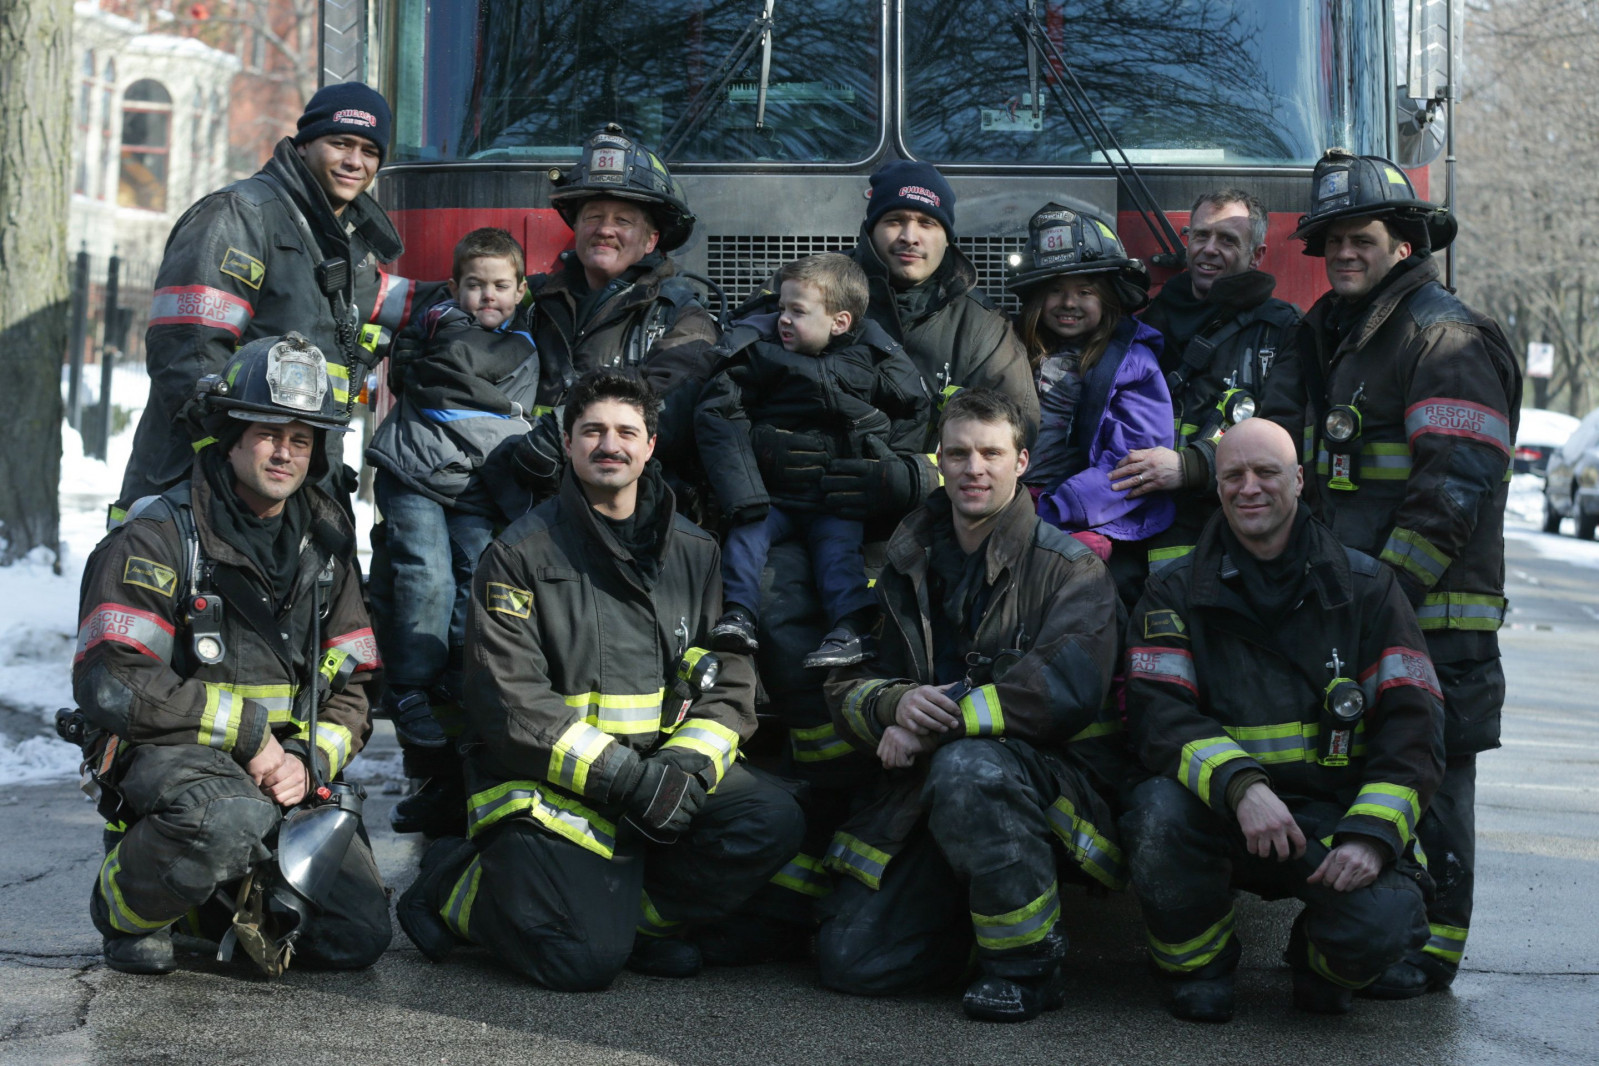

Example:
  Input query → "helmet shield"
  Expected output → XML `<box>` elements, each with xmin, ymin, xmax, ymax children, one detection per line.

<box><xmin>208</xmin><ymin>333</ymin><xmax>352</xmax><ymax>433</ymax></box>
<box><xmin>1008</xmin><ymin>203</ymin><xmax>1150</xmax><ymax>311</ymax></box>
<box><xmin>550</xmin><ymin>124</ymin><xmax>696</xmax><ymax>251</ymax></box>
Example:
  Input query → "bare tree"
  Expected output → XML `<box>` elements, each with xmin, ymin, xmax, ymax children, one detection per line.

<box><xmin>1456</xmin><ymin>0</ymin><xmax>1599</xmax><ymax>414</ymax></box>
<box><xmin>0</xmin><ymin>0</ymin><xmax>71</xmax><ymax>567</ymax></box>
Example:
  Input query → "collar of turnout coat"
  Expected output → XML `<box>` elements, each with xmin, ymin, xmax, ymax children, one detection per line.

<box><xmin>887</xmin><ymin>485</ymin><xmax>1039</xmax><ymax>588</ymax></box>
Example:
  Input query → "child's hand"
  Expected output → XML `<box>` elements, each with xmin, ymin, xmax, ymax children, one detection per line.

<box><xmin>877</xmin><ymin>724</ymin><xmax>934</xmax><ymax>769</ymax></box>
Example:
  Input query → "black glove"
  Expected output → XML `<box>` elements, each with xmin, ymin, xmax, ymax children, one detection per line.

<box><xmin>820</xmin><ymin>454</ymin><xmax>922</xmax><ymax>521</ymax></box>
<box><xmin>510</xmin><ymin>411</ymin><xmax>565</xmax><ymax>497</ymax></box>
<box><xmin>387</xmin><ymin>330</ymin><xmax>424</xmax><ymax>394</ymax></box>
<box><xmin>624</xmin><ymin>755</ymin><xmax>707</xmax><ymax>841</ymax></box>
<box><xmin>751</xmin><ymin>423</ymin><xmax>829</xmax><ymax>512</ymax></box>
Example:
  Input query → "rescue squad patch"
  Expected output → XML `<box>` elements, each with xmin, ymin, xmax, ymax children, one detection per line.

<box><xmin>123</xmin><ymin>557</ymin><xmax>178</xmax><ymax>597</ymax></box>
<box><xmin>487</xmin><ymin>582</ymin><xmax>532</xmax><ymax>618</ymax></box>
<box><xmin>220</xmin><ymin>247</ymin><xmax>265</xmax><ymax>289</ymax></box>
<box><xmin>1143</xmin><ymin>609</ymin><xmax>1187</xmax><ymax>640</ymax></box>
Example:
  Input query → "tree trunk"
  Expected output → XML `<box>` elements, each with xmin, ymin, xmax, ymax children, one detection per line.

<box><xmin>0</xmin><ymin>0</ymin><xmax>71</xmax><ymax>568</ymax></box>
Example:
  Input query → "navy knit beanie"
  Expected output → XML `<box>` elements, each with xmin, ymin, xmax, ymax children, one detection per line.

<box><xmin>294</xmin><ymin>82</ymin><xmax>392</xmax><ymax>163</ymax></box>
<box><xmin>865</xmin><ymin>160</ymin><xmax>956</xmax><ymax>236</ymax></box>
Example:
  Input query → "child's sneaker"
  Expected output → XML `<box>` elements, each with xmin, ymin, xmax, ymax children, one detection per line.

<box><xmin>802</xmin><ymin>625</ymin><xmax>877</xmax><ymax>669</ymax></box>
<box><xmin>710</xmin><ymin>606</ymin><xmax>759</xmax><ymax>653</ymax></box>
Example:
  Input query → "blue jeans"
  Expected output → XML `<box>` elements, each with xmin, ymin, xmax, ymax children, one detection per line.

<box><xmin>374</xmin><ymin>470</ymin><xmax>496</xmax><ymax>691</ymax></box>
<box><xmin>723</xmin><ymin>507</ymin><xmax>874</xmax><ymax>627</ymax></box>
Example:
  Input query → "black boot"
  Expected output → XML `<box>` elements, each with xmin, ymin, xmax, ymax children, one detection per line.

<box><xmin>1292</xmin><ymin>970</ymin><xmax>1354</xmax><ymax>1014</ymax></box>
<box><xmin>1361</xmin><ymin>954</ymin><xmax>1457</xmax><ymax>999</ymax></box>
<box><xmin>397</xmin><ymin>836</ymin><xmax>476</xmax><ymax>962</ymax></box>
<box><xmin>390</xmin><ymin>776</ymin><xmax>467</xmax><ymax>837</ymax></box>
<box><xmin>710</xmin><ymin>605</ymin><xmax>759</xmax><ymax>653</ymax></box>
<box><xmin>1168</xmin><ymin>974</ymin><xmax>1235</xmax><ymax>1023</ymax></box>
<box><xmin>626</xmin><ymin>934</ymin><xmax>703</xmax><ymax>978</ymax></box>
<box><xmin>962</xmin><ymin>967</ymin><xmax>1066</xmax><ymax>1022</ymax></box>
<box><xmin>103</xmin><ymin>927</ymin><xmax>176</xmax><ymax>975</ymax></box>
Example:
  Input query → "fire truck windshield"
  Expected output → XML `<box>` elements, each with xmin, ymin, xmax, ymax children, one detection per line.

<box><xmin>386</xmin><ymin>0</ymin><xmax>882</xmax><ymax>164</ymax></box>
<box><xmin>902</xmin><ymin>0</ymin><xmax>1391</xmax><ymax>166</ymax></box>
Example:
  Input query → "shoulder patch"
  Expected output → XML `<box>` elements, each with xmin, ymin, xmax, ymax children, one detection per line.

<box><xmin>123</xmin><ymin>556</ymin><xmax>178</xmax><ymax>597</ymax></box>
<box><xmin>1142</xmin><ymin>608</ymin><xmax>1188</xmax><ymax>640</ymax></box>
<box><xmin>220</xmin><ymin>247</ymin><xmax>265</xmax><ymax>290</ymax></box>
<box><xmin>486</xmin><ymin>582</ymin><xmax>533</xmax><ymax>618</ymax></box>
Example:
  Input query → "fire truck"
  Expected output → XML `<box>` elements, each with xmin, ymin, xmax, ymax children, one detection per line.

<box><xmin>318</xmin><ymin>0</ymin><xmax>1460</xmax><ymax>316</ymax></box>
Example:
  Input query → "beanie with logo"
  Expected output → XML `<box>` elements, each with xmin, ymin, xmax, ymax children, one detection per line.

<box><xmin>294</xmin><ymin>82</ymin><xmax>393</xmax><ymax>164</ymax></box>
<box><xmin>864</xmin><ymin>160</ymin><xmax>956</xmax><ymax>236</ymax></box>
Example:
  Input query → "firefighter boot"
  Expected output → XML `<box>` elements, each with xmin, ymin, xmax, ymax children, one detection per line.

<box><xmin>103</xmin><ymin>928</ymin><xmax>177</xmax><ymax>975</ymax></box>
<box><xmin>397</xmin><ymin>836</ymin><xmax>475</xmax><ymax>962</ymax></box>
<box><xmin>626</xmin><ymin>934</ymin><xmax>703</xmax><ymax>978</ymax></box>
<box><xmin>1362</xmin><ymin>953</ymin><xmax>1457</xmax><ymax>999</ymax></box>
<box><xmin>961</xmin><ymin>928</ymin><xmax>1068</xmax><ymax>1023</ymax></box>
<box><xmin>390</xmin><ymin>776</ymin><xmax>468</xmax><ymax>837</ymax></box>
<box><xmin>1168</xmin><ymin>974</ymin><xmax>1235</xmax><ymax>1023</ymax></box>
<box><xmin>1292</xmin><ymin>970</ymin><xmax>1354</xmax><ymax>1015</ymax></box>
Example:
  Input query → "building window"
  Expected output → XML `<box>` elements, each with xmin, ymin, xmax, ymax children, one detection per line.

<box><xmin>120</xmin><ymin>79</ymin><xmax>172</xmax><ymax>212</ymax></box>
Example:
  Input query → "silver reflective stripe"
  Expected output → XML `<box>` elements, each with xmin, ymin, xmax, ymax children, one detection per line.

<box><xmin>75</xmin><ymin>603</ymin><xmax>177</xmax><ymax>663</ymax></box>
<box><xmin>1404</xmin><ymin>399</ymin><xmax>1513</xmax><ymax>455</ymax></box>
<box><xmin>204</xmin><ymin>688</ymin><xmax>238</xmax><ymax>750</ymax></box>
<box><xmin>972</xmin><ymin>884</ymin><xmax>1059</xmax><ymax>949</ymax></box>
<box><xmin>1128</xmin><ymin>646</ymin><xmax>1197</xmax><ymax>690</ymax></box>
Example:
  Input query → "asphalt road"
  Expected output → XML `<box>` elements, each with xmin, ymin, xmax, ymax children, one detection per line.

<box><xmin>2</xmin><ymin>522</ymin><xmax>1595</xmax><ymax>1066</ymax></box>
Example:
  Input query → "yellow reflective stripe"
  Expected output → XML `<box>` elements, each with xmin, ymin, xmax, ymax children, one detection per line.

<box><xmin>190</xmin><ymin>435</ymin><xmax>219</xmax><ymax>454</ymax></box>
<box><xmin>326</xmin><ymin>361</ymin><xmax>350</xmax><ymax>404</ymax></box>
<box><xmin>789</xmin><ymin>721</ymin><xmax>855</xmax><ymax>763</ymax></box>
<box><xmin>212</xmin><ymin>682</ymin><xmax>297</xmax><ymax>723</ymax></box>
<box><xmin>1147</xmin><ymin>909</ymin><xmax>1235</xmax><ymax>973</ymax></box>
<box><xmin>1148</xmin><ymin>544</ymin><xmax>1194</xmax><ymax>564</ymax></box>
<box><xmin>959</xmin><ymin>684</ymin><xmax>1004</xmax><ymax>737</ymax></box>
<box><xmin>1360</xmin><ymin>442</ymin><xmax>1412</xmax><ymax>480</ymax></box>
<box><xmin>1380</xmin><ymin>526</ymin><xmax>1451</xmax><ymax>587</ymax></box>
<box><xmin>1346</xmin><ymin>782</ymin><xmax>1421</xmax><ymax>847</ymax></box>
<box><xmin>972</xmin><ymin>882</ymin><xmax>1060</xmax><ymax>951</ymax></box>
<box><xmin>925</xmin><ymin>451</ymin><xmax>944</xmax><ymax>487</ymax></box>
<box><xmin>1423</xmin><ymin>922</ymin><xmax>1468</xmax><ymax>963</ymax></box>
<box><xmin>442</xmin><ymin>855</ymin><xmax>482</xmax><ymax>939</ymax></box>
<box><xmin>465</xmin><ymin>780</ymin><xmax>617</xmax><ymax>858</ymax></box>
<box><xmin>660</xmin><ymin>718</ymin><xmax>740</xmax><ymax>788</ymax></box>
<box><xmin>1308</xmin><ymin>941</ymin><xmax>1371</xmax><ymax>989</ymax></box>
<box><xmin>547</xmin><ymin>720</ymin><xmax>615</xmax><ymax>795</ymax></box>
<box><xmin>824</xmin><ymin>831</ymin><xmax>891</xmax><ymax>890</ymax></box>
<box><xmin>1416</xmin><ymin>592</ymin><xmax>1507</xmax><ymax>632</ymax></box>
<box><xmin>98</xmin><ymin>843</ymin><xmax>169</xmax><ymax>934</ymax></box>
<box><xmin>1180</xmin><ymin>736</ymin><xmax>1251</xmax><ymax>806</ymax></box>
<box><xmin>1222</xmin><ymin>720</ymin><xmax>1365</xmax><ymax>765</ymax></box>
<box><xmin>1046</xmin><ymin>795</ymin><xmax>1127</xmax><ymax>890</ymax></box>
<box><xmin>1066</xmin><ymin>718</ymin><xmax>1123</xmax><ymax>742</ymax></box>
<box><xmin>841</xmin><ymin>678</ymin><xmax>890</xmax><ymax>741</ymax></box>
<box><xmin>199</xmin><ymin>683</ymin><xmax>242</xmax><ymax>751</ymax></box>
<box><xmin>308</xmin><ymin>720</ymin><xmax>354</xmax><ymax>777</ymax></box>
<box><xmin>561</xmin><ymin>689</ymin><xmax>665</xmax><ymax>735</ymax></box>
<box><xmin>770</xmin><ymin>852</ymin><xmax>832</xmax><ymax>898</ymax></box>
<box><xmin>637</xmin><ymin>890</ymin><xmax>681</xmax><ymax>937</ymax></box>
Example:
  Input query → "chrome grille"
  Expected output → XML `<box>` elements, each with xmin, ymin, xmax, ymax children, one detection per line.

<box><xmin>705</xmin><ymin>234</ymin><xmax>1027</xmax><ymax>314</ymax></box>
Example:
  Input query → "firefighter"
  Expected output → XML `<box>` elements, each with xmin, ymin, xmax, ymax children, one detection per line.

<box><xmin>816</xmin><ymin>390</ymin><xmax>1124</xmax><ymax>1022</ymax></box>
<box><xmin>1122</xmin><ymin>417</ymin><xmax>1443</xmax><ymax>1021</ymax></box>
<box><xmin>398</xmin><ymin>370</ymin><xmax>804</xmax><ymax>991</ymax></box>
<box><xmin>73</xmin><ymin>334</ymin><xmax>389</xmax><ymax>976</ymax></box>
<box><xmin>1111</xmin><ymin>188</ymin><xmax>1301</xmax><ymax>569</ymax></box>
<box><xmin>116</xmin><ymin>82</ymin><xmax>433</xmax><ymax>519</ymax></box>
<box><xmin>1261</xmin><ymin>149</ymin><xmax>1521</xmax><ymax>997</ymax></box>
<box><xmin>508</xmin><ymin>124</ymin><xmax>721</xmax><ymax>502</ymax></box>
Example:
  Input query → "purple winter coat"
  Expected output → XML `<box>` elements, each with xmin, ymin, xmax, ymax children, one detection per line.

<box><xmin>1035</xmin><ymin>318</ymin><xmax>1175</xmax><ymax>541</ymax></box>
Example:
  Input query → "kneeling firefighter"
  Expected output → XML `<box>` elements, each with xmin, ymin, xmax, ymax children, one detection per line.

<box><xmin>67</xmin><ymin>332</ymin><xmax>390</xmax><ymax>975</ymax></box>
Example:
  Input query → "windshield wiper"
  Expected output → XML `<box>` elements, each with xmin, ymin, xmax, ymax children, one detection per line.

<box><xmin>661</xmin><ymin>0</ymin><xmax>777</xmax><ymax>163</ymax></box>
<box><xmin>1012</xmin><ymin>5</ymin><xmax>1186</xmax><ymax>268</ymax></box>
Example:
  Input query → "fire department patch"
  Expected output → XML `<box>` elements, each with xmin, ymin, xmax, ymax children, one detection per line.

<box><xmin>487</xmin><ymin>582</ymin><xmax>532</xmax><ymax>618</ymax></box>
<box><xmin>1143</xmin><ymin>609</ymin><xmax>1187</xmax><ymax>640</ymax></box>
<box><xmin>219</xmin><ymin>247</ymin><xmax>265</xmax><ymax>289</ymax></box>
<box><xmin>123</xmin><ymin>556</ymin><xmax>177</xmax><ymax>597</ymax></box>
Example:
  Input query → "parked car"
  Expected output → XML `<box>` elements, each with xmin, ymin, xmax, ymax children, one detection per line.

<box><xmin>1516</xmin><ymin>408</ymin><xmax>1582</xmax><ymax>476</ymax></box>
<box><xmin>1543</xmin><ymin>406</ymin><xmax>1599</xmax><ymax>538</ymax></box>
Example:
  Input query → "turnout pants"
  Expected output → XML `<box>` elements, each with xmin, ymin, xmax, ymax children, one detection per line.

<box><xmin>92</xmin><ymin>744</ymin><xmax>391</xmax><ymax>969</ymax></box>
<box><xmin>1121</xmin><ymin>776</ymin><xmax>1427</xmax><ymax>989</ymax></box>
<box><xmin>818</xmin><ymin>738</ymin><xmax>1118</xmax><ymax>996</ymax></box>
<box><xmin>439</xmin><ymin>763</ymin><xmax>803</xmax><ymax>991</ymax></box>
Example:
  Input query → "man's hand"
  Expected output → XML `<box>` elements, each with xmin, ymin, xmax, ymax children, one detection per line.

<box><xmin>1307</xmin><ymin>839</ymin><xmax>1384</xmax><ymax>892</ymax></box>
<box><xmin>877</xmin><ymin>724</ymin><xmax>937</xmax><ymax>769</ymax></box>
<box><xmin>1235</xmin><ymin>782</ymin><xmax>1307</xmax><ymax>861</ymax></box>
<box><xmin>894</xmin><ymin>685</ymin><xmax>962</xmax><ymax>735</ymax></box>
<box><xmin>246</xmin><ymin>735</ymin><xmax>310</xmax><ymax>807</ymax></box>
<box><xmin>1111</xmin><ymin>447</ymin><xmax>1183</xmax><ymax>498</ymax></box>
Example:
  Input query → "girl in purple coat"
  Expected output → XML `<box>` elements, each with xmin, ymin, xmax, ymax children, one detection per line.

<box><xmin>1010</xmin><ymin>203</ymin><xmax>1174</xmax><ymax>604</ymax></box>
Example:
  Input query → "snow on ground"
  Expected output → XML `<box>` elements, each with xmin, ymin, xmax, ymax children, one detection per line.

<box><xmin>0</xmin><ymin>367</ymin><xmax>384</xmax><ymax>784</ymax></box>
